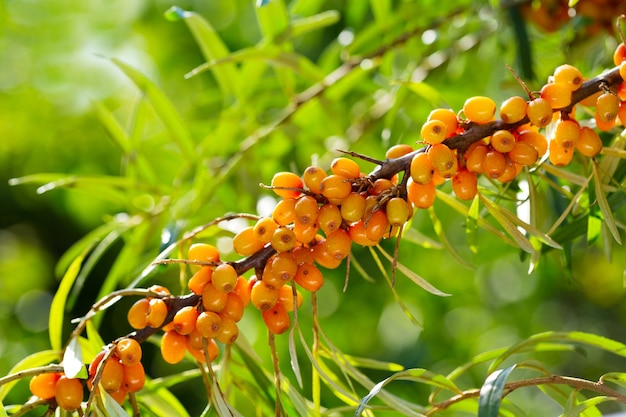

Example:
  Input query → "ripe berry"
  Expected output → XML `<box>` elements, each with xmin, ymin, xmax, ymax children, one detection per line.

<box><xmin>263</xmin><ymin>302</ymin><xmax>291</xmax><ymax>334</ymax></box>
<box><xmin>386</xmin><ymin>197</ymin><xmax>411</xmax><ymax>226</ymax></box>
<box><xmin>427</xmin><ymin>108</ymin><xmax>458</xmax><ymax>134</ymax></box>
<box><xmin>293</xmin><ymin>220</ymin><xmax>318</xmax><ymax>244</ymax></box>
<box><xmin>465</xmin><ymin>143</ymin><xmax>488</xmax><ymax>174</ymax></box>
<box><xmin>576</xmin><ymin>126</ymin><xmax>603</xmax><ymax>157</ymax></box>
<box><xmin>526</xmin><ymin>98</ymin><xmax>553</xmax><ymax>127</ymax></box>
<box><xmin>614</xmin><ymin>43</ymin><xmax>626</xmax><ymax>66</ymax></box>
<box><xmin>324</xmin><ymin>229</ymin><xmax>352</xmax><ymax>259</ymax></box>
<box><xmin>302</xmin><ymin>166</ymin><xmax>327</xmax><ymax>194</ymax></box>
<box><xmin>410</xmin><ymin>152</ymin><xmax>435</xmax><ymax>184</ymax></box>
<box><xmin>540</xmin><ymin>83</ymin><xmax>571</xmax><ymax>109</ymax></box>
<box><xmin>482</xmin><ymin>149</ymin><xmax>507</xmax><ymax>179</ymax></box>
<box><xmin>295</xmin><ymin>195</ymin><xmax>319</xmax><ymax>225</ymax></box>
<box><xmin>406</xmin><ymin>178</ymin><xmax>436</xmax><ymax>209</ymax></box>
<box><xmin>272</xmin><ymin>198</ymin><xmax>297</xmax><ymax>226</ymax></box>
<box><xmin>320</xmin><ymin>174</ymin><xmax>352</xmax><ymax>204</ymax></box>
<box><xmin>340</xmin><ymin>192</ymin><xmax>367</xmax><ymax>223</ymax></box>
<box><xmin>188</xmin><ymin>267</ymin><xmax>213</xmax><ymax>295</ymax></box>
<box><xmin>107</xmin><ymin>387</ymin><xmax>127</xmax><ymax>405</ymax></box>
<box><xmin>29</xmin><ymin>372</ymin><xmax>60</xmax><ymax>400</ymax></box>
<box><xmin>122</xmin><ymin>362</ymin><xmax>145</xmax><ymax>393</ymax></box>
<box><xmin>365</xmin><ymin>210</ymin><xmax>388</xmax><ymax>242</ymax></box>
<box><xmin>497</xmin><ymin>159</ymin><xmax>519</xmax><ymax>183</ymax></box>
<box><xmin>172</xmin><ymin>306</ymin><xmax>199</xmax><ymax>336</ymax></box>
<box><xmin>251</xmin><ymin>280</ymin><xmax>279</xmax><ymax>310</ymax></box>
<box><xmin>212</xmin><ymin>263</ymin><xmax>238</xmax><ymax>293</ymax></box>
<box><xmin>463</xmin><ymin>96</ymin><xmax>496</xmax><ymax>124</ymax></box>
<box><xmin>292</xmin><ymin>245</ymin><xmax>315</xmax><ymax>265</ymax></box>
<box><xmin>90</xmin><ymin>353</ymin><xmax>124</xmax><ymax>392</ymax></box>
<box><xmin>385</xmin><ymin>144</ymin><xmax>414</xmax><ymax>159</ymax></box>
<box><xmin>595</xmin><ymin>92</ymin><xmax>619</xmax><ymax>123</ymax></box>
<box><xmin>253</xmin><ymin>217</ymin><xmax>279</xmax><ymax>244</ymax></box>
<box><xmin>549</xmin><ymin>139</ymin><xmax>574</xmax><ymax>166</ymax></box>
<box><xmin>518</xmin><ymin>129</ymin><xmax>548</xmax><ymax>157</ymax></box>
<box><xmin>553</xmin><ymin>64</ymin><xmax>583</xmax><ymax>91</ymax></box>
<box><xmin>115</xmin><ymin>338</ymin><xmax>142</xmax><ymax>367</ymax></box>
<box><xmin>232</xmin><ymin>226</ymin><xmax>264</xmax><ymax>256</ymax></box>
<box><xmin>294</xmin><ymin>263</ymin><xmax>325</xmax><ymax>292</ymax></box>
<box><xmin>233</xmin><ymin>276</ymin><xmax>251</xmax><ymax>307</ymax></box>
<box><xmin>221</xmin><ymin>293</ymin><xmax>245</xmax><ymax>322</ymax></box>
<box><xmin>428</xmin><ymin>143</ymin><xmax>455</xmax><ymax>173</ymax></box>
<box><xmin>271</xmin><ymin>172</ymin><xmax>303</xmax><ymax>199</ymax></box>
<box><xmin>451</xmin><ymin>170</ymin><xmax>478</xmax><ymax>200</ymax></box>
<box><xmin>317</xmin><ymin>203</ymin><xmax>342</xmax><ymax>234</ymax></box>
<box><xmin>202</xmin><ymin>282</ymin><xmax>229</xmax><ymax>312</ymax></box>
<box><xmin>271</xmin><ymin>226</ymin><xmax>297</xmax><ymax>252</ymax></box>
<box><xmin>187</xmin><ymin>243</ymin><xmax>220</xmax><ymax>265</ymax></box>
<box><xmin>620</xmin><ymin>62</ymin><xmax>626</xmax><ymax>83</ymax></box>
<box><xmin>330</xmin><ymin>157</ymin><xmax>361</xmax><ymax>179</ymax></box>
<box><xmin>370</xmin><ymin>178</ymin><xmax>394</xmax><ymax>195</ymax></box>
<box><xmin>146</xmin><ymin>298</ymin><xmax>168</xmax><ymax>328</ymax></box>
<box><xmin>508</xmin><ymin>141</ymin><xmax>538</xmax><ymax>166</ymax></box>
<box><xmin>277</xmin><ymin>285</ymin><xmax>302</xmax><ymax>311</ymax></box>
<box><xmin>553</xmin><ymin>119</ymin><xmax>580</xmax><ymax>149</ymax></box>
<box><xmin>55</xmin><ymin>376</ymin><xmax>84</xmax><ymax>411</ymax></box>
<box><xmin>127</xmin><ymin>298</ymin><xmax>150</xmax><ymax>330</ymax></box>
<box><xmin>161</xmin><ymin>330</ymin><xmax>188</xmax><ymax>364</ymax></box>
<box><xmin>270</xmin><ymin>252</ymin><xmax>298</xmax><ymax>283</ymax></box>
<box><xmin>196</xmin><ymin>311</ymin><xmax>222</xmax><ymax>338</ymax></box>
<box><xmin>216</xmin><ymin>315</ymin><xmax>239</xmax><ymax>344</ymax></box>
<box><xmin>490</xmin><ymin>130</ymin><xmax>516</xmax><ymax>153</ymax></box>
<box><xmin>500</xmin><ymin>96</ymin><xmax>528</xmax><ymax>123</ymax></box>
<box><xmin>420</xmin><ymin>119</ymin><xmax>448</xmax><ymax>144</ymax></box>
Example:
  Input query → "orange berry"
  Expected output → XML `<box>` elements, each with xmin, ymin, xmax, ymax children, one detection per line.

<box><xmin>94</xmin><ymin>355</ymin><xmax>124</xmax><ymax>392</ymax></box>
<box><xmin>55</xmin><ymin>376</ymin><xmax>84</xmax><ymax>411</ymax></box>
<box><xmin>620</xmin><ymin>62</ymin><xmax>626</xmax><ymax>83</ymax></box>
<box><xmin>340</xmin><ymin>192</ymin><xmax>367</xmax><ymax>223</ymax></box>
<box><xmin>385</xmin><ymin>144</ymin><xmax>414</xmax><ymax>159</ymax></box>
<box><xmin>540</xmin><ymin>83</ymin><xmax>571</xmax><ymax>109</ymax></box>
<box><xmin>311</xmin><ymin>239</ymin><xmax>342</xmax><ymax>269</ymax></box>
<box><xmin>317</xmin><ymin>203</ymin><xmax>342</xmax><ymax>235</ymax></box>
<box><xmin>251</xmin><ymin>280</ymin><xmax>279</xmax><ymax>310</ymax></box>
<box><xmin>386</xmin><ymin>197</ymin><xmax>411</xmax><ymax>227</ymax></box>
<box><xmin>406</xmin><ymin>178</ymin><xmax>436</xmax><ymax>209</ymax></box>
<box><xmin>172</xmin><ymin>306</ymin><xmax>199</xmax><ymax>336</ymax></box>
<box><xmin>427</xmin><ymin>108</ymin><xmax>458</xmax><ymax>134</ymax></box>
<box><xmin>526</xmin><ymin>98</ymin><xmax>553</xmax><ymax>127</ymax></box>
<box><xmin>29</xmin><ymin>372</ymin><xmax>60</xmax><ymax>400</ymax></box>
<box><xmin>221</xmin><ymin>292</ymin><xmax>245</xmax><ymax>322</ymax></box>
<box><xmin>107</xmin><ymin>387</ymin><xmax>127</xmax><ymax>405</ymax></box>
<box><xmin>147</xmin><ymin>285</ymin><xmax>170</xmax><ymax>296</ymax></box>
<box><xmin>508</xmin><ymin>141</ymin><xmax>538</xmax><ymax>166</ymax></box>
<box><xmin>161</xmin><ymin>330</ymin><xmax>188</xmax><ymax>364</ymax></box>
<box><xmin>201</xmin><ymin>282</ymin><xmax>229</xmax><ymax>313</ymax></box>
<box><xmin>500</xmin><ymin>96</ymin><xmax>528</xmax><ymax>124</ymax></box>
<box><xmin>549</xmin><ymin>139</ymin><xmax>574</xmax><ymax>166</ymax></box>
<box><xmin>212</xmin><ymin>263</ymin><xmax>238</xmax><ymax>293</ymax></box>
<box><xmin>115</xmin><ymin>338</ymin><xmax>142</xmax><ymax>367</ymax></box>
<box><xmin>187</xmin><ymin>243</ymin><xmax>220</xmax><ymax>265</ymax></box>
<box><xmin>294</xmin><ymin>263</ymin><xmax>325</xmax><ymax>292</ymax></box>
<box><xmin>451</xmin><ymin>170</ymin><xmax>477</xmax><ymax>200</ymax></box>
<box><xmin>271</xmin><ymin>172</ymin><xmax>303</xmax><ymax>199</ymax></box>
<box><xmin>320</xmin><ymin>174</ymin><xmax>352</xmax><ymax>203</ymax></box>
<box><xmin>146</xmin><ymin>298</ymin><xmax>168</xmax><ymax>328</ymax></box>
<box><xmin>465</xmin><ymin>143</ymin><xmax>488</xmax><ymax>174</ymax></box>
<box><xmin>421</xmin><ymin>119</ymin><xmax>448</xmax><ymax>144</ymax></box>
<box><xmin>365</xmin><ymin>210</ymin><xmax>388</xmax><ymax>242</ymax></box>
<box><xmin>490</xmin><ymin>130</ymin><xmax>516</xmax><ymax>153</ymax></box>
<box><xmin>271</xmin><ymin>226</ymin><xmax>297</xmax><ymax>252</ymax></box>
<box><xmin>293</xmin><ymin>220</ymin><xmax>318</xmax><ymax>244</ymax></box>
<box><xmin>595</xmin><ymin>92</ymin><xmax>619</xmax><ymax>123</ymax></box>
<box><xmin>196</xmin><ymin>311</ymin><xmax>222</xmax><ymax>338</ymax></box>
<box><xmin>324</xmin><ymin>229</ymin><xmax>352</xmax><ymax>259</ymax></box>
<box><xmin>188</xmin><ymin>267</ymin><xmax>213</xmax><ymax>295</ymax></box>
<box><xmin>127</xmin><ymin>298</ymin><xmax>150</xmax><ymax>330</ymax></box>
<box><xmin>330</xmin><ymin>157</ymin><xmax>361</xmax><ymax>179</ymax></box>
<box><xmin>123</xmin><ymin>362</ymin><xmax>145</xmax><ymax>393</ymax></box>
<box><xmin>518</xmin><ymin>129</ymin><xmax>548</xmax><ymax>157</ymax></box>
<box><xmin>497</xmin><ymin>158</ymin><xmax>519</xmax><ymax>183</ymax></box>
<box><xmin>348</xmin><ymin>220</ymin><xmax>378</xmax><ymax>246</ymax></box>
<box><xmin>295</xmin><ymin>195</ymin><xmax>319</xmax><ymax>225</ymax></box>
<box><xmin>253</xmin><ymin>217</ymin><xmax>279</xmax><ymax>244</ymax></box>
<box><xmin>292</xmin><ymin>245</ymin><xmax>315</xmax><ymax>265</ymax></box>
<box><xmin>216</xmin><ymin>315</ymin><xmax>239</xmax><ymax>344</ymax></box>
<box><xmin>187</xmin><ymin>328</ymin><xmax>204</xmax><ymax>351</ymax></box>
<box><xmin>482</xmin><ymin>149</ymin><xmax>507</xmax><ymax>179</ymax></box>
<box><xmin>272</xmin><ymin>198</ymin><xmax>297</xmax><ymax>226</ymax></box>
<box><xmin>232</xmin><ymin>226</ymin><xmax>265</xmax><ymax>256</ymax></box>
<box><xmin>233</xmin><ymin>276</ymin><xmax>251</xmax><ymax>307</ymax></box>
<box><xmin>410</xmin><ymin>152</ymin><xmax>435</xmax><ymax>184</ymax></box>
<box><xmin>553</xmin><ymin>64</ymin><xmax>583</xmax><ymax>91</ymax></box>
<box><xmin>302</xmin><ymin>166</ymin><xmax>327</xmax><ymax>194</ymax></box>
<box><xmin>463</xmin><ymin>96</ymin><xmax>496</xmax><ymax>124</ymax></box>
<box><xmin>553</xmin><ymin>119</ymin><xmax>580</xmax><ymax>149</ymax></box>
<box><xmin>428</xmin><ymin>143</ymin><xmax>455</xmax><ymax>173</ymax></box>
<box><xmin>263</xmin><ymin>302</ymin><xmax>291</xmax><ymax>334</ymax></box>
<box><xmin>277</xmin><ymin>285</ymin><xmax>302</xmax><ymax>311</ymax></box>
<box><xmin>270</xmin><ymin>251</ymin><xmax>298</xmax><ymax>283</ymax></box>
<box><xmin>370</xmin><ymin>178</ymin><xmax>394</xmax><ymax>195</ymax></box>
<box><xmin>576</xmin><ymin>126</ymin><xmax>603</xmax><ymax>157</ymax></box>
<box><xmin>614</xmin><ymin>43</ymin><xmax>626</xmax><ymax>66</ymax></box>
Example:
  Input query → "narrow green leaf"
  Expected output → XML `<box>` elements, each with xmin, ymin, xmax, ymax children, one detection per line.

<box><xmin>0</xmin><ymin>350</ymin><xmax>60</xmax><ymax>401</ymax></box>
<box><xmin>138</xmin><ymin>385</ymin><xmax>192</xmax><ymax>417</ymax></box>
<box><xmin>319</xmin><ymin>352</ymin><xmax>403</xmax><ymax>372</ymax></box>
<box><xmin>93</xmin><ymin>100</ymin><xmax>131</xmax><ymax>153</ymax></box>
<box><xmin>289</xmin><ymin>11</ymin><xmax>340</xmax><ymax>39</ymax></box>
<box><xmin>400</xmin><ymin>227</ymin><xmax>443</xmax><ymax>250</ymax></box>
<box><xmin>396</xmin><ymin>80</ymin><xmax>448</xmax><ymax>108</ymax></box>
<box><xmin>600</xmin><ymin>372</ymin><xmax>626</xmax><ymax>387</ymax></box>
<box><xmin>0</xmin><ymin>399</ymin><xmax>7</xmax><ymax>417</ymax></box>
<box><xmin>289</xmin><ymin>324</ymin><xmax>304</xmax><ymax>388</ymax></box>
<box><xmin>479</xmin><ymin>194</ymin><xmax>535</xmax><ymax>254</ymax></box>
<box><xmin>376</xmin><ymin>245</ymin><xmax>451</xmax><ymax>296</ymax></box>
<box><xmin>255</xmin><ymin>0</ymin><xmax>290</xmax><ymax>41</ymax></box>
<box><xmin>592</xmin><ymin>160</ymin><xmax>622</xmax><ymax>244</ymax></box>
<box><xmin>564</xmin><ymin>396</ymin><xmax>613</xmax><ymax>417</ymax></box>
<box><xmin>50</xmin><ymin>252</ymin><xmax>86</xmax><ymax>351</ymax></box>
<box><xmin>101</xmin><ymin>388</ymin><xmax>131</xmax><ymax>417</ymax></box>
<box><xmin>478</xmin><ymin>365</ymin><xmax>517</xmax><ymax>417</ymax></box>
<box><xmin>369</xmin><ymin>0</ymin><xmax>391</xmax><ymax>25</ymax></box>
<box><xmin>466</xmin><ymin>194</ymin><xmax>480</xmax><ymax>253</ymax></box>
<box><xmin>86</xmin><ymin>321</ymin><xmax>106</xmax><ymax>358</ymax></box>
<box><xmin>62</xmin><ymin>337</ymin><xmax>85</xmax><ymax>379</ymax></box>
<box><xmin>428</xmin><ymin>206</ymin><xmax>474</xmax><ymax>268</ymax></box>
<box><xmin>111</xmin><ymin>58</ymin><xmax>197</xmax><ymax>162</ymax></box>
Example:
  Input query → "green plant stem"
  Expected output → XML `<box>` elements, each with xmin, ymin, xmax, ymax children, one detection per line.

<box><xmin>427</xmin><ymin>374</ymin><xmax>626</xmax><ymax>414</ymax></box>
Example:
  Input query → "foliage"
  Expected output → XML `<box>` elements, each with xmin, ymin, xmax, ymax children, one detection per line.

<box><xmin>1</xmin><ymin>0</ymin><xmax>626</xmax><ymax>416</ymax></box>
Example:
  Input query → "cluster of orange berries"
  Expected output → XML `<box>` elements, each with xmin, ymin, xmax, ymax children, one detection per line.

<box><xmin>407</xmin><ymin>61</ymin><xmax>613</xmax><ymax>203</ymax></box>
<box><xmin>28</xmin><ymin>337</ymin><xmax>145</xmax><ymax>411</ymax></box>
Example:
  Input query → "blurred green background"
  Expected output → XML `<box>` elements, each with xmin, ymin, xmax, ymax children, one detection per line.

<box><xmin>2</xmin><ymin>0</ymin><xmax>626</xmax><ymax>415</ymax></box>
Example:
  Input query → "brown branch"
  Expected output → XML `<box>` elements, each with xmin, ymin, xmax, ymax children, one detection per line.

<box><xmin>428</xmin><ymin>374</ymin><xmax>626</xmax><ymax>414</ymax></box>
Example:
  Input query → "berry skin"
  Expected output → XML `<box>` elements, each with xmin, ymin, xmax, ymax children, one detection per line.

<box><xmin>196</xmin><ymin>311</ymin><xmax>222</xmax><ymax>338</ymax></box>
<box><xmin>614</xmin><ymin>43</ymin><xmax>626</xmax><ymax>66</ymax></box>
<box><xmin>202</xmin><ymin>282</ymin><xmax>229</xmax><ymax>313</ymax></box>
<box><xmin>89</xmin><ymin>352</ymin><xmax>124</xmax><ymax>392</ymax></box>
<box><xmin>320</xmin><ymin>174</ymin><xmax>352</xmax><ymax>204</ymax></box>
<box><xmin>406</xmin><ymin>178</ymin><xmax>436</xmax><ymax>209</ymax></box>
<box><xmin>271</xmin><ymin>172</ymin><xmax>303</xmax><ymax>199</ymax></box>
<box><xmin>576</xmin><ymin>126</ymin><xmax>603</xmax><ymax>157</ymax></box>
<box><xmin>263</xmin><ymin>302</ymin><xmax>291</xmax><ymax>334</ymax></box>
<box><xmin>302</xmin><ymin>166</ymin><xmax>327</xmax><ymax>194</ymax></box>
<box><xmin>277</xmin><ymin>285</ymin><xmax>302</xmax><ymax>311</ymax></box>
<box><xmin>172</xmin><ymin>306</ymin><xmax>199</xmax><ymax>336</ymax></box>
<box><xmin>269</xmin><ymin>252</ymin><xmax>298</xmax><ymax>284</ymax></box>
<box><xmin>497</xmin><ymin>159</ymin><xmax>519</xmax><ymax>183</ymax></box>
<box><xmin>216</xmin><ymin>315</ymin><xmax>239</xmax><ymax>344</ymax></box>
<box><xmin>251</xmin><ymin>280</ymin><xmax>279</xmax><ymax>310</ymax></box>
<box><xmin>324</xmin><ymin>229</ymin><xmax>352</xmax><ymax>260</ymax></box>
<box><xmin>212</xmin><ymin>263</ymin><xmax>238</xmax><ymax>293</ymax></box>
<box><xmin>271</xmin><ymin>227</ymin><xmax>297</xmax><ymax>252</ymax></box>
<box><xmin>123</xmin><ymin>362</ymin><xmax>145</xmax><ymax>393</ymax></box>
<box><xmin>465</xmin><ymin>143</ymin><xmax>488</xmax><ymax>174</ymax></box>
<box><xmin>295</xmin><ymin>195</ymin><xmax>319</xmax><ymax>225</ymax></box>
<box><xmin>253</xmin><ymin>217</ymin><xmax>279</xmax><ymax>244</ymax></box>
<box><xmin>385</xmin><ymin>144</ymin><xmax>414</xmax><ymax>159</ymax></box>
<box><xmin>365</xmin><ymin>210</ymin><xmax>389</xmax><ymax>242</ymax></box>
<box><xmin>452</xmin><ymin>170</ymin><xmax>478</xmax><ymax>200</ymax></box>
<box><xmin>595</xmin><ymin>92</ymin><xmax>619</xmax><ymax>123</ymax></box>
<box><xmin>428</xmin><ymin>143</ymin><xmax>455</xmax><ymax>173</ymax></box>
<box><xmin>146</xmin><ymin>298</ymin><xmax>168</xmax><ymax>328</ymax></box>
<box><xmin>482</xmin><ymin>149</ymin><xmax>507</xmax><ymax>179</ymax></box>
<box><xmin>317</xmin><ymin>203</ymin><xmax>342</xmax><ymax>235</ymax></box>
<box><xmin>553</xmin><ymin>119</ymin><xmax>580</xmax><ymax>149</ymax></box>
<box><xmin>233</xmin><ymin>276</ymin><xmax>251</xmax><ymax>307</ymax></box>
<box><xmin>370</xmin><ymin>178</ymin><xmax>394</xmax><ymax>195</ymax></box>
<box><xmin>221</xmin><ymin>293</ymin><xmax>245</xmax><ymax>322</ymax></box>
<box><xmin>188</xmin><ymin>267</ymin><xmax>213</xmax><ymax>295</ymax></box>
<box><xmin>549</xmin><ymin>139</ymin><xmax>574</xmax><ymax>166</ymax></box>
<box><xmin>518</xmin><ymin>129</ymin><xmax>548</xmax><ymax>157</ymax></box>
<box><xmin>427</xmin><ymin>108</ymin><xmax>458</xmax><ymax>135</ymax></box>
<box><xmin>620</xmin><ymin>62</ymin><xmax>626</xmax><ymax>83</ymax></box>
<box><xmin>500</xmin><ymin>96</ymin><xmax>528</xmax><ymax>123</ymax></box>
<box><xmin>161</xmin><ymin>330</ymin><xmax>188</xmax><ymax>364</ymax></box>
<box><xmin>331</xmin><ymin>157</ymin><xmax>361</xmax><ymax>179</ymax></box>
<box><xmin>115</xmin><ymin>338</ymin><xmax>142</xmax><ymax>367</ymax></box>
<box><xmin>421</xmin><ymin>119</ymin><xmax>448</xmax><ymax>144</ymax></box>
<box><xmin>272</xmin><ymin>198</ymin><xmax>297</xmax><ymax>226</ymax></box>
<box><xmin>348</xmin><ymin>220</ymin><xmax>378</xmax><ymax>246</ymax></box>
<box><xmin>490</xmin><ymin>130</ymin><xmax>516</xmax><ymax>153</ymax></box>
<box><xmin>553</xmin><ymin>64</ymin><xmax>583</xmax><ymax>91</ymax></box>
<box><xmin>55</xmin><ymin>376</ymin><xmax>84</xmax><ymax>411</ymax></box>
<box><xmin>386</xmin><ymin>197</ymin><xmax>411</xmax><ymax>227</ymax></box>
<box><xmin>294</xmin><ymin>263</ymin><xmax>325</xmax><ymax>292</ymax></box>
<box><xmin>508</xmin><ymin>141</ymin><xmax>538</xmax><ymax>166</ymax></box>
<box><xmin>29</xmin><ymin>372</ymin><xmax>60</xmax><ymax>400</ymax></box>
<box><xmin>293</xmin><ymin>220</ymin><xmax>318</xmax><ymax>244</ymax></box>
<box><xmin>187</xmin><ymin>243</ymin><xmax>220</xmax><ymax>265</ymax></box>
<box><xmin>340</xmin><ymin>192</ymin><xmax>367</xmax><ymax>223</ymax></box>
<box><xmin>127</xmin><ymin>298</ymin><xmax>150</xmax><ymax>330</ymax></box>
<box><xmin>232</xmin><ymin>226</ymin><xmax>265</xmax><ymax>256</ymax></box>
<box><xmin>540</xmin><ymin>83</ymin><xmax>571</xmax><ymax>109</ymax></box>
<box><xmin>526</xmin><ymin>98</ymin><xmax>553</xmax><ymax>127</ymax></box>
<box><xmin>410</xmin><ymin>152</ymin><xmax>435</xmax><ymax>184</ymax></box>
<box><xmin>463</xmin><ymin>96</ymin><xmax>496</xmax><ymax>124</ymax></box>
